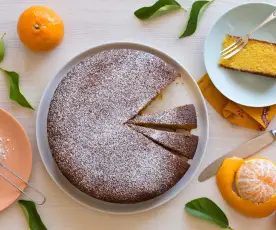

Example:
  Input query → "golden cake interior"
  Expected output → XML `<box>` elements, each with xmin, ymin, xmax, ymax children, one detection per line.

<box><xmin>219</xmin><ymin>34</ymin><xmax>276</xmax><ymax>78</ymax></box>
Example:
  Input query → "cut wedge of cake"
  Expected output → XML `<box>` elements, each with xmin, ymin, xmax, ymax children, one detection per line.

<box><xmin>130</xmin><ymin>125</ymin><xmax>198</xmax><ymax>159</ymax></box>
<box><xmin>219</xmin><ymin>35</ymin><xmax>276</xmax><ymax>78</ymax></box>
<box><xmin>128</xmin><ymin>104</ymin><xmax>197</xmax><ymax>130</ymax></box>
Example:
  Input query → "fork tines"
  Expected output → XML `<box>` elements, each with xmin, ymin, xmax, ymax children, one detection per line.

<box><xmin>220</xmin><ymin>37</ymin><xmax>247</xmax><ymax>59</ymax></box>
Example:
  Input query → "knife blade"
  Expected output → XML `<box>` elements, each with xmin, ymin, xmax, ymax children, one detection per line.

<box><xmin>198</xmin><ymin>130</ymin><xmax>276</xmax><ymax>182</ymax></box>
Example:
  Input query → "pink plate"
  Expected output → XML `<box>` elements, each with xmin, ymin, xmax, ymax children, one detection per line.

<box><xmin>0</xmin><ymin>109</ymin><xmax>32</xmax><ymax>211</ymax></box>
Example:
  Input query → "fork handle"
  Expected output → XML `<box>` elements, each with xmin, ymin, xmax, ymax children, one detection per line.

<box><xmin>248</xmin><ymin>10</ymin><xmax>276</xmax><ymax>36</ymax></box>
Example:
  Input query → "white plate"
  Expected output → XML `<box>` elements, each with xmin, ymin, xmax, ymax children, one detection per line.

<box><xmin>36</xmin><ymin>43</ymin><xmax>209</xmax><ymax>214</ymax></box>
<box><xmin>205</xmin><ymin>3</ymin><xmax>276</xmax><ymax>107</ymax></box>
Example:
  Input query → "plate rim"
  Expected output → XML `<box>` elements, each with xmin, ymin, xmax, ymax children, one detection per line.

<box><xmin>204</xmin><ymin>2</ymin><xmax>276</xmax><ymax>107</ymax></box>
<box><xmin>36</xmin><ymin>42</ymin><xmax>209</xmax><ymax>214</ymax></box>
<box><xmin>0</xmin><ymin>108</ymin><xmax>32</xmax><ymax>211</ymax></box>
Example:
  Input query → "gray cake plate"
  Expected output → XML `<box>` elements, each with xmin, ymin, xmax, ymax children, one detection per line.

<box><xmin>36</xmin><ymin>42</ymin><xmax>209</xmax><ymax>214</ymax></box>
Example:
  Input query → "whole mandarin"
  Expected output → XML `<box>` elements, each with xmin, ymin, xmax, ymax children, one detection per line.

<box><xmin>17</xmin><ymin>6</ymin><xmax>64</xmax><ymax>52</ymax></box>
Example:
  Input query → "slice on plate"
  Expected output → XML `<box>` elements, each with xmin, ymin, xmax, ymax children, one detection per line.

<box><xmin>128</xmin><ymin>104</ymin><xmax>197</xmax><ymax>130</ymax></box>
<box><xmin>219</xmin><ymin>34</ymin><xmax>276</xmax><ymax>78</ymax></box>
<box><xmin>130</xmin><ymin>125</ymin><xmax>198</xmax><ymax>159</ymax></box>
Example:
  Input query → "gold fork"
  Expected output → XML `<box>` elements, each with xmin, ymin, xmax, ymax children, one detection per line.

<box><xmin>221</xmin><ymin>9</ymin><xmax>276</xmax><ymax>59</ymax></box>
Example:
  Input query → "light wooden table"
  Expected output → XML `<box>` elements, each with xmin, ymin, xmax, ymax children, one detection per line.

<box><xmin>1</xmin><ymin>0</ymin><xmax>276</xmax><ymax>229</ymax></box>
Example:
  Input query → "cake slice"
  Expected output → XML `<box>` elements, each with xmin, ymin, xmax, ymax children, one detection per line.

<box><xmin>219</xmin><ymin>34</ymin><xmax>276</xmax><ymax>78</ymax></box>
<box><xmin>130</xmin><ymin>125</ymin><xmax>198</xmax><ymax>159</ymax></box>
<box><xmin>128</xmin><ymin>104</ymin><xmax>197</xmax><ymax>130</ymax></box>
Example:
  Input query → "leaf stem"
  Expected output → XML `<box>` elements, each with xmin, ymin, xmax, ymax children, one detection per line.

<box><xmin>228</xmin><ymin>227</ymin><xmax>234</xmax><ymax>230</ymax></box>
<box><xmin>1</xmin><ymin>32</ymin><xmax>6</xmax><ymax>39</ymax></box>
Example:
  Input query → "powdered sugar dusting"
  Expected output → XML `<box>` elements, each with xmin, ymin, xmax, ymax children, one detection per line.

<box><xmin>47</xmin><ymin>49</ymin><xmax>189</xmax><ymax>203</ymax></box>
<box><xmin>49</xmin><ymin>125</ymin><xmax>189</xmax><ymax>203</ymax></box>
<box><xmin>0</xmin><ymin>137</ymin><xmax>11</xmax><ymax>161</ymax></box>
<box><xmin>130</xmin><ymin>104</ymin><xmax>197</xmax><ymax>128</ymax></box>
<box><xmin>130</xmin><ymin>125</ymin><xmax>198</xmax><ymax>159</ymax></box>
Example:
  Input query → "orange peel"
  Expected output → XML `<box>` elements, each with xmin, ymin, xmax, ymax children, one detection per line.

<box><xmin>216</xmin><ymin>157</ymin><xmax>276</xmax><ymax>218</ymax></box>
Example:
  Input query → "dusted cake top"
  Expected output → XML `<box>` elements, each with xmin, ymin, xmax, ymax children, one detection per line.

<box><xmin>130</xmin><ymin>125</ymin><xmax>198</xmax><ymax>159</ymax></box>
<box><xmin>129</xmin><ymin>104</ymin><xmax>197</xmax><ymax>129</ymax></box>
<box><xmin>47</xmin><ymin>49</ymin><xmax>190</xmax><ymax>203</ymax></box>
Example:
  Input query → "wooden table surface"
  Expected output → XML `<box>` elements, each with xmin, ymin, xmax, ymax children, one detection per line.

<box><xmin>1</xmin><ymin>0</ymin><xmax>276</xmax><ymax>229</ymax></box>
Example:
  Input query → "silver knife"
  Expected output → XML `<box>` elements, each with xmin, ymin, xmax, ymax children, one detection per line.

<box><xmin>198</xmin><ymin>130</ymin><xmax>276</xmax><ymax>182</ymax></box>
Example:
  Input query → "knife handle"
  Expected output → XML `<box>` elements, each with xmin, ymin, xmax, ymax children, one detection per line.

<box><xmin>228</xmin><ymin>131</ymin><xmax>276</xmax><ymax>159</ymax></box>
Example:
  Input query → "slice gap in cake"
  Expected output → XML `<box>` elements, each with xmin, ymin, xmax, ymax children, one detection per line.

<box><xmin>219</xmin><ymin>34</ymin><xmax>276</xmax><ymax>78</ymax></box>
<box><xmin>127</xmin><ymin>104</ymin><xmax>197</xmax><ymax>130</ymax></box>
<box><xmin>129</xmin><ymin>125</ymin><xmax>198</xmax><ymax>159</ymax></box>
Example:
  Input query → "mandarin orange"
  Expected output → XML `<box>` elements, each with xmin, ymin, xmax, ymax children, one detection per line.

<box><xmin>17</xmin><ymin>6</ymin><xmax>64</xmax><ymax>52</ymax></box>
<box><xmin>236</xmin><ymin>158</ymin><xmax>276</xmax><ymax>204</ymax></box>
<box><xmin>216</xmin><ymin>157</ymin><xmax>276</xmax><ymax>218</ymax></box>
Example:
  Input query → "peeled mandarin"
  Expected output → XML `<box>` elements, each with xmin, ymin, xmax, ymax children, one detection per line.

<box><xmin>236</xmin><ymin>158</ymin><xmax>276</xmax><ymax>204</ymax></box>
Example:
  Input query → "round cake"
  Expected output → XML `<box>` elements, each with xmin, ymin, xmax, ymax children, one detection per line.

<box><xmin>47</xmin><ymin>49</ymin><xmax>190</xmax><ymax>203</ymax></box>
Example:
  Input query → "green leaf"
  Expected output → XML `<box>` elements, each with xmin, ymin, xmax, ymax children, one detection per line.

<box><xmin>134</xmin><ymin>0</ymin><xmax>185</xmax><ymax>20</ymax></box>
<box><xmin>185</xmin><ymin>197</ymin><xmax>232</xmax><ymax>229</ymax></box>
<box><xmin>0</xmin><ymin>68</ymin><xmax>34</xmax><ymax>110</ymax></box>
<box><xmin>18</xmin><ymin>200</ymin><xmax>47</xmax><ymax>230</ymax></box>
<box><xmin>0</xmin><ymin>33</ymin><xmax>6</xmax><ymax>62</ymax></box>
<box><xmin>179</xmin><ymin>0</ymin><xmax>214</xmax><ymax>38</ymax></box>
